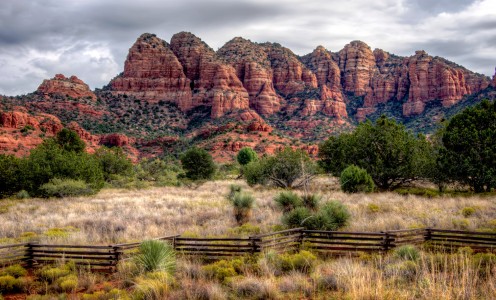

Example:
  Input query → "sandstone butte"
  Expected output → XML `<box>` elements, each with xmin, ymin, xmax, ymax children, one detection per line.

<box><xmin>37</xmin><ymin>74</ymin><xmax>97</xmax><ymax>101</ymax></box>
<box><xmin>110</xmin><ymin>32</ymin><xmax>491</xmax><ymax>122</ymax></box>
<box><xmin>1</xmin><ymin>31</ymin><xmax>494</xmax><ymax>161</ymax></box>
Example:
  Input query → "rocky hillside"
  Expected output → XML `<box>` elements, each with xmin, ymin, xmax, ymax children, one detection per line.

<box><xmin>1</xmin><ymin>32</ymin><xmax>495</xmax><ymax>161</ymax></box>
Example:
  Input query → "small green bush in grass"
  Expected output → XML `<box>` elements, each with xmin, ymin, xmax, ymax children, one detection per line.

<box><xmin>315</xmin><ymin>201</ymin><xmax>351</xmax><ymax>231</ymax></box>
<box><xmin>15</xmin><ymin>190</ymin><xmax>30</xmax><ymax>199</ymax></box>
<box><xmin>282</xmin><ymin>207</ymin><xmax>313</xmax><ymax>229</ymax></box>
<box><xmin>40</xmin><ymin>178</ymin><xmax>94</xmax><ymax>198</ymax></box>
<box><xmin>134</xmin><ymin>240</ymin><xmax>176</xmax><ymax>274</ymax></box>
<box><xmin>0</xmin><ymin>275</ymin><xmax>20</xmax><ymax>293</ymax></box>
<box><xmin>0</xmin><ymin>264</ymin><xmax>27</xmax><ymax>278</ymax></box>
<box><xmin>202</xmin><ymin>260</ymin><xmax>238</xmax><ymax>282</ymax></box>
<box><xmin>340</xmin><ymin>165</ymin><xmax>375</xmax><ymax>193</ymax></box>
<box><xmin>277</xmin><ymin>250</ymin><xmax>317</xmax><ymax>274</ymax></box>
<box><xmin>274</xmin><ymin>191</ymin><xmax>302</xmax><ymax>213</ymax></box>
<box><xmin>394</xmin><ymin>245</ymin><xmax>420</xmax><ymax>262</ymax></box>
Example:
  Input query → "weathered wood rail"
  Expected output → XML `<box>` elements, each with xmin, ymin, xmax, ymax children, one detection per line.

<box><xmin>0</xmin><ymin>228</ymin><xmax>494</xmax><ymax>272</ymax></box>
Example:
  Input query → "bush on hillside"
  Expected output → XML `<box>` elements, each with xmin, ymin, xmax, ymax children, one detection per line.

<box><xmin>340</xmin><ymin>165</ymin><xmax>375</xmax><ymax>193</ymax></box>
<box><xmin>180</xmin><ymin>147</ymin><xmax>216</xmax><ymax>180</ymax></box>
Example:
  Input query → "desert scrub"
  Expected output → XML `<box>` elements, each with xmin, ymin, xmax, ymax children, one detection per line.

<box><xmin>38</xmin><ymin>262</ymin><xmax>75</xmax><ymax>283</ymax></box>
<box><xmin>82</xmin><ymin>289</ymin><xmax>131</xmax><ymax>300</ymax></box>
<box><xmin>134</xmin><ymin>240</ymin><xmax>176</xmax><ymax>274</ymax></box>
<box><xmin>394</xmin><ymin>245</ymin><xmax>420</xmax><ymax>262</ymax></box>
<box><xmin>340</xmin><ymin>165</ymin><xmax>374</xmax><ymax>193</ymax></box>
<box><xmin>56</xmin><ymin>274</ymin><xmax>78</xmax><ymax>292</ymax></box>
<box><xmin>0</xmin><ymin>275</ymin><xmax>21</xmax><ymax>293</ymax></box>
<box><xmin>460</xmin><ymin>206</ymin><xmax>477</xmax><ymax>217</ymax></box>
<box><xmin>274</xmin><ymin>191</ymin><xmax>303</xmax><ymax>212</ymax></box>
<box><xmin>202</xmin><ymin>260</ymin><xmax>237</xmax><ymax>282</ymax></box>
<box><xmin>0</xmin><ymin>264</ymin><xmax>27</xmax><ymax>278</ymax></box>
<box><xmin>40</xmin><ymin>178</ymin><xmax>95</xmax><ymax>198</ymax></box>
<box><xmin>133</xmin><ymin>271</ymin><xmax>174</xmax><ymax>300</ymax></box>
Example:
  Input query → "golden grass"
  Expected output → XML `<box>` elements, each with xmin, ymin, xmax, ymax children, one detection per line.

<box><xmin>1</xmin><ymin>177</ymin><xmax>495</xmax><ymax>245</ymax></box>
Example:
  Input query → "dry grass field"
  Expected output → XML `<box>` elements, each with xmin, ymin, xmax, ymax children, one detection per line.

<box><xmin>1</xmin><ymin>177</ymin><xmax>495</xmax><ymax>245</ymax></box>
<box><xmin>1</xmin><ymin>178</ymin><xmax>496</xmax><ymax>299</ymax></box>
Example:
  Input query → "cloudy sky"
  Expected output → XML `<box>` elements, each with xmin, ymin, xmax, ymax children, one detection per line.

<box><xmin>1</xmin><ymin>0</ymin><xmax>495</xmax><ymax>95</ymax></box>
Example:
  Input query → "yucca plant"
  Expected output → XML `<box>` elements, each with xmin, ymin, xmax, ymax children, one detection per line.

<box><xmin>231</xmin><ymin>192</ymin><xmax>255</xmax><ymax>225</ymax></box>
<box><xmin>134</xmin><ymin>240</ymin><xmax>176</xmax><ymax>274</ymax></box>
<box><xmin>274</xmin><ymin>191</ymin><xmax>303</xmax><ymax>213</ymax></box>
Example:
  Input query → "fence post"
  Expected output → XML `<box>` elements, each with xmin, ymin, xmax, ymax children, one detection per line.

<box><xmin>382</xmin><ymin>231</ymin><xmax>392</xmax><ymax>252</ymax></box>
<box><xmin>249</xmin><ymin>237</ymin><xmax>260</xmax><ymax>254</ymax></box>
<box><xmin>25</xmin><ymin>242</ymin><xmax>35</xmax><ymax>270</ymax></box>
<box><xmin>298</xmin><ymin>228</ymin><xmax>305</xmax><ymax>250</ymax></box>
<box><xmin>425</xmin><ymin>228</ymin><xmax>432</xmax><ymax>241</ymax></box>
<box><xmin>112</xmin><ymin>245</ymin><xmax>121</xmax><ymax>272</ymax></box>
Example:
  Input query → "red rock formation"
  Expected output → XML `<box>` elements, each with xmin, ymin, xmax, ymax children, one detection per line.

<box><xmin>218</xmin><ymin>37</ymin><xmax>282</xmax><ymax>115</ymax></box>
<box><xmin>100</xmin><ymin>133</ymin><xmax>131</xmax><ymax>147</ymax></box>
<box><xmin>265</xmin><ymin>43</ymin><xmax>318</xmax><ymax>95</ymax></box>
<box><xmin>170</xmin><ymin>32</ymin><xmax>250</xmax><ymax>118</ymax></box>
<box><xmin>110</xmin><ymin>33</ymin><xmax>193</xmax><ymax>111</ymax></box>
<box><xmin>338</xmin><ymin>41</ymin><xmax>377</xmax><ymax>96</ymax></box>
<box><xmin>37</xmin><ymin>74</ymin><xmax>97</xmax><ymax>100</ymax></box>
<box><xmin>301</xmin><ymin>47</ymin><xmax>347</xmax><ymax>118</ymax></box>
<box><xmin>402</xmin><ymin>51</ymin><xmax>490</xmax><ymax>116</ymax></box>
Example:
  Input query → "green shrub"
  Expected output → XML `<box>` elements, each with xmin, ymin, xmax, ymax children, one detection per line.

<box><xmin>94</xmin><ymin>147</ymin><xmax>133</xmax><ymax>182</ymax></box>
<box><xmin>56</xmin><ymin>128</ymin><xmax>85</xmax><ymax>153</ymax></box>
<box><xmin>40</xmin><ymin>178</ymin><xmax>94</xmax><ymax>198</ymax></box>
<box><xmin>57</xmin><ymin>274</ymin><xmax>78</xmax><ymax>292</ymax></box>
<box><xmin>0</xmin><ymin>275</ymin><xmax>20</xmax><ymax>292</ymax></box>
<box><xmin>38</xmin><ymin>264</ymin><xmax>73</xmax><ymax>283</ymax></box>
<box><xmin>227</xmin><ymin>184</ymin><xmax>242</xmax><ymax>202</ymax></box>
<box><xmin>180</xmin><ymin>147</ymin><xmax>216</xmax><ymax>180</ymax></box>
<box><xmin>202</xmin><ymin>260</ymin><xmax>237</xmax><ymax>282</ymax></box>
<box><xmin>277</xmin><ymin>250</ymin><xmax>317</xmax><ymax>274</ymax></box>
<box><xmin>0</xmin><ymin>264</ymin><xmax>27</xmax><ymax>278</ymax></box>
<box><xmin>340</xmin><ymin>165</ymin><xmax>375</xmax><ymax>193</ymax></box>
<box><xmin>134</xmin><ymin>240</ymin><xmax>176</xmax><ymax>274</ymax></box>
<box><xmin>237</xmin><ymin>147</ymin><xmax>258</xmax><ymax>166</ymax></box>
<box><xmin>314</xmin><ymin>201</ymin><xmax>351</xmax><ymax>231</ymax></box>
<box><xmin>231</xmin><ymin>192</ymin><xmax>255</xmax><ymax>225</ymax></box>
<box><xmin>461</xmin><ymin>207</ymin><xmax>476</xmax><ymax>217</ymax></box>
<box><xmin>15</xmin><ymin>190</ymin><xmax>30</xmax><ymax>199</ymax></box>
<box><xmin>274</xmin><ymin>191</ymin><xmax>302</xmax><ymax>213</ymax></box>
<box><xmin>394</xmin><ymin>245</ymin><xmax>420</xmax><ymax>262</ymax></box>
<box><xmin>301</xmin><ymin>194</ymin><xmax>321</xmax><ymax>211</ymax></box>
<box><xmin>82</xmin><ymin>289</ymin><xmax>131</xmax><ymax>300</ymax></box>
<box><xmin>282</xmin><ymin>207</ymin><xmax>313</xmax><ymax>229</ymax></box>
<box><xmin>133</xmin><ymin>272</ymin><xmax>173</xmax><ymax>300</ymax></box>
<box><xmin>243</xmin><ymin>161</ymin><xmax>268</xmax><ymax>186</ymax></box>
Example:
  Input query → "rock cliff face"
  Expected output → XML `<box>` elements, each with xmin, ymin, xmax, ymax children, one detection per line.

<box><xmin>110</xmin><ymin>32</ymin><xmax>491</xmax><ymax>121</ymax></box>
<box><xmin>218</xmin><ymin>37</ymin><xmax>282</xmax><ymax>115</ymax></box>
<box><xmin>170</xmin><ymin>32</ymin><xmax>251</xmax><ymax>118</ymax></box>
<box><xmin>37</xmin><ymin>74</ymin><xmax>97</xmax><ymax>100</ymax></box>
<box><xmin>110</xmin><ymin>33</ymin><xmax>193</xmax><ymax>111</ymax></box>
<box><xmin>400</xmin><ymin>51</ymin><xmax>490</xmax><ymax>116</ymax></box>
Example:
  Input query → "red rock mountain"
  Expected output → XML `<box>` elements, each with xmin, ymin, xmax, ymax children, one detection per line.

<box><xmin>110</xmin><ymin>33</ymin><xmax>491</xmax><ymax>122</ymax></box>
<box><xmin>37</xmin><ymin>74</ymin><xmax>97</xmax><ymax>101</ymax></box>
<box><xmin>1</xmin><ymin>32</ymin><xmax>494</xmax><ymax>161</ymax></box>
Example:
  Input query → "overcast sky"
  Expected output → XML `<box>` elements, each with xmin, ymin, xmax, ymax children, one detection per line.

<box><xmin>1</xmin><ymin>0</ymin><xmax>495</xmax><ymax>95</ymax></box>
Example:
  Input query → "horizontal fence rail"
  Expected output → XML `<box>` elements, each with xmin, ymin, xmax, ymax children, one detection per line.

<box><xmin>0</xmin><ymin>243</ymin><xmax>28</xmax><ymax>267</ymax></box>
<box><xmin>0</xmin><ymin>228</ymin><xmax>495</xmax><ymax>272</ymax></box>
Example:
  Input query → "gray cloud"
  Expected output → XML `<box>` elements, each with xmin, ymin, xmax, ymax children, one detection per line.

<box><xmin>0</xmin><ymin>0</ymin><xmax>494</xmax><ymax>95</ymax></box>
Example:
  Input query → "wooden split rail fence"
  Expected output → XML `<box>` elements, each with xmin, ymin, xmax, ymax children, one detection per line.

<box><xmin>0</xmin><ymin>228</ymin><xmax>494</xmax><ymax>272</ymax></box>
